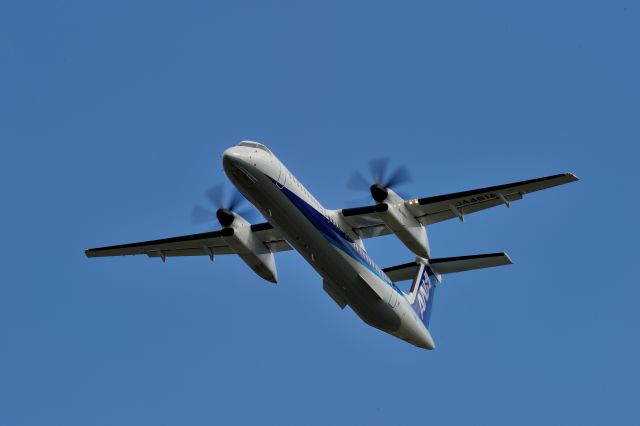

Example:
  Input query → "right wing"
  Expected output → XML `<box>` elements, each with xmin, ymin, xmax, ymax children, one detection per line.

<box><xmin>341</xmin><ymin>173</ymin><xmax>578</xmax><ymax>237</ymax></box>
<box><xmin>85</xmin><ymin>222</ymin><xmax>292</xmax><ymax>260</ymax></box>
<box><xmin>408</xmin><ymin>173</ymin><xmax>578</xmax><ymax>225</ymax></box>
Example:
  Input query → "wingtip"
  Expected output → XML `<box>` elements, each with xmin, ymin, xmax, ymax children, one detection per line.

<box><xmin>567</xmin><ymin>172</ymin><xmax>580</xmax><ymax>181</ymax></box>
<box><xmin>503</xmin><ymin>252</ymin><xmax>514</xmax><ymax>265</ymax></box>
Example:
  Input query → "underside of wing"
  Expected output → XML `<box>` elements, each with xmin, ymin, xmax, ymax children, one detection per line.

<box><xmin>85</xmin><ymin>222</ymin><xmax>292</xmax><ymax>259</ymax></box>
<box><xmin>409</xmin><ymin>173</ymin><xmax>578</xmax><ymax>225</ymax></box>
<box><xmin>340</xmin><ymin>205</ymin><xmax>393</xmax><ymax>239</ymax></box>
<box><xmin>340</xmin><ymin>173</ymin><xmax>578</xmax><ymax>237</ymax></box>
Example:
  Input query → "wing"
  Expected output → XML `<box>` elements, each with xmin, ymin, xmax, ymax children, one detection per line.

<box><xmin>341</xmin><ymin>173</ymin><xmax>578</xmax><ymax>237</ymax></box>
<box><xmin>85</xmin><ymin>222</ymin><xmax>292</xmax><ymax>259</ymax></box>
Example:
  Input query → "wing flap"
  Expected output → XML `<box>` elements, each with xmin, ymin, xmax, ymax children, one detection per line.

<box><xmin>146</xmin><ymin>247</ymin><xmax>234</xmax><ymax>258</ymax></box>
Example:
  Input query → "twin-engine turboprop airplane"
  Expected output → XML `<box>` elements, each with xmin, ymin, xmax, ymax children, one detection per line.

<box><xmin>86</xmin><ymin>141</ymin><xmax>578</xmax><ymax>349</ymax></box>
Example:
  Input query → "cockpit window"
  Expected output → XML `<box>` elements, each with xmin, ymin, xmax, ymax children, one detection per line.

<box><xmin>238</xmin><ymin>140</ymin><xmax>272</xmax><ymax>154</ymax></box>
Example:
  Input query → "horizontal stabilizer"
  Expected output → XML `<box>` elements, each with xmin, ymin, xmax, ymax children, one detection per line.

<box><xmin>430</xmin><ymin>253</ymin><xmax>512</xmax><ymax>274</ymax></box>
<box><xmin>383</xmin><ymin>253</ymin><xmax>512</xmax><ymax>282</ymax></box>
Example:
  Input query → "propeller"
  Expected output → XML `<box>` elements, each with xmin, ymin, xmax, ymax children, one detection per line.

<box><xmin>347</xmin><ymin>158</ymin><xmax>412</xmax><ymax>202</ymax></box>
<box><xmin>191</xmin><ymin>183</ymin><xmax>259</xmax><ymax>228</ymax></box>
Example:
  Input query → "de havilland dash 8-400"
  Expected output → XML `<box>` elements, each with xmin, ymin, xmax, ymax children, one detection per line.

<box><xmin>86</xmin><ymin>141</ymin><xmax>578</xmax><ymax>349</ymax></box>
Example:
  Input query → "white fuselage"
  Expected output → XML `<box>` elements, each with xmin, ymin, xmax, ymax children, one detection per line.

<box><xmin>223</xmin><ymin>143</ymin><xmax>435</xmax><ymax>349</ymax></box>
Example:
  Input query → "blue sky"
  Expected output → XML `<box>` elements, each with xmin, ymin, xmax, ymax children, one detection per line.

<box><xmin>1</xmin><ymin>1</ymin><xmax>638</xmax><ymax>424</ymax></box>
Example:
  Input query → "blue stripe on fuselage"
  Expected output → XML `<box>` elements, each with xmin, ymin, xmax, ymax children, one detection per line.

<box><xmin>269</xmin><ymin>177</ymin><xmax>392</xmax><ymax>285</ymax></box>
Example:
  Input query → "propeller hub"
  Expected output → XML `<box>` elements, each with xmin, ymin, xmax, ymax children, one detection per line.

<box><xmin>370</xmin><ymin>183</ymin><xmax>388</xmax><ymax>202</ymax></box>
<box><xmin>216</xmin><ymin>208</ymin><xmax>235</xmax><ymax>227</ymax></box>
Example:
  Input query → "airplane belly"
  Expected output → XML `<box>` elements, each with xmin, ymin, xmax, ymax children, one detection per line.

<box><xmin>257</xmin><ymin>182</ymin><xmax>356</xmax><ymax>284</ymax></box>
<box><xmin>236</xmin><ymin>174</ymin><xmax>402</xmax><ymax>333</ymax></box>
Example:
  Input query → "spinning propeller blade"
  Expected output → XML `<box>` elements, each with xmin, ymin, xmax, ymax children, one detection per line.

<box><xmin>347</xmin><ymin>157</ymin><xmax>413</xmax><ymax>202</ymax></box>
<box><xmin>191</xmin><ymin>184</ymin><xmax>260</xmax><ymax>227</ymax></box>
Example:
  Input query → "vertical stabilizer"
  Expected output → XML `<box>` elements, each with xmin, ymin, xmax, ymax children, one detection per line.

<box><xmin>407</xmin><ymin>259</ymin><xmax>438</xmax><ymax>329</ymax></box>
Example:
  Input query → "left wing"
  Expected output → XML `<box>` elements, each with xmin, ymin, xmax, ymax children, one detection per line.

<box><xmin>341</xmin><ymin>173</ymin><xmax>578</xmax><ymax>238</ymax></box>
<box><xmin>85</xmin><ymin>222</ymin><xmax>292</xmax><ymax>260</ymax></box>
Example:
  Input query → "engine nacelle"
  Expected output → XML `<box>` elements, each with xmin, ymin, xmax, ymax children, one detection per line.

<box><xmin>374</xmin><ymin>190</ymin><xmax>430</xmax><ymax>259</ymax></box>
<box><xmin>221</xmin><ymin>215</ymin><xmax>278</xmax><ymax>283</ymax></box>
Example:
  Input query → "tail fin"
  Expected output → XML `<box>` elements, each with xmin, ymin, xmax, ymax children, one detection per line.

<box><xmin>407</xmin><ymin>260</ymin><xmax>438</xmax><ymax>329</ymax></box>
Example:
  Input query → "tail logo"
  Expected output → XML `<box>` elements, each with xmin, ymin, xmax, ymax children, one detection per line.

<box><xmin>416</xmin><ymin>272</ymin><xmax>432</xmax><ymax>319</ymax></box>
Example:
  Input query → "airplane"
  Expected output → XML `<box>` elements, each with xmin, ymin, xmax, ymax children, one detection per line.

<box><xmin>85</xmin><ymin>141</ymin><xmax>578</xmax><ymax>349</ymax></box>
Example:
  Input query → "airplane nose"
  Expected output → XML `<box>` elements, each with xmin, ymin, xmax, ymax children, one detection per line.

<box><xmin>222</xmin><ymin>147</ymin><xmax>247</xmax><ymax>171</ymax></box>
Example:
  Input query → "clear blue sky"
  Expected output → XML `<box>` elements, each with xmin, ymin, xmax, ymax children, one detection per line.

<box><xmin>1</xmin><ymin>1</ymin><xmax>638</xmax><ymax>425</ymax></box>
